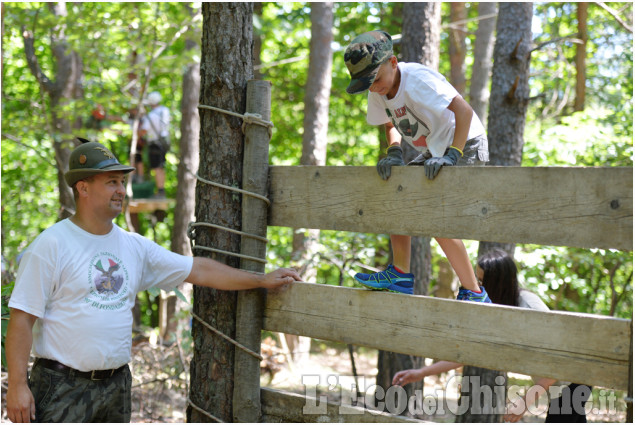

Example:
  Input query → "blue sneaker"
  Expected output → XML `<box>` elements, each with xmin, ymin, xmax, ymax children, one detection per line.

<box><xmin>354</xmin><ymin>264</ymin><xmax>414</xmax><ymax>295</ymax></box>
<box><xmin>457</xmin><ymin>286</ymin><xmax>492</xmax><ymax>303</ymax></box>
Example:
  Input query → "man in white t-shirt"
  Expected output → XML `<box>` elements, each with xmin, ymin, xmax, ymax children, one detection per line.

<box><xmin>344</xmin><ymin>30</ymin><xmax>490</xmax><ymax>301</ymax></box>
<box><xmin>5</xmin><ymin>139</ymin><xmax>301</xmax><ymax>423</ymax></box>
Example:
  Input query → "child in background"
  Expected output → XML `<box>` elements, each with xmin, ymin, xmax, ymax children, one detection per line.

<box><xmin>344</xmin><ymin>30</ymin><xmax>489</xmax><ymax>300</ymax></box>
<box><xmin>392</xmin><ymin>249</ymin><xmax>591</xmax><ymax>423</ymax></box>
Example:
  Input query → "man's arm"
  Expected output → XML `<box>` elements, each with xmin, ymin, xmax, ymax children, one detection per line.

<box><xmin>185</xmin><ymin>257</ymin><xmax>301</xmax><ymax>290</ymax></box>
<box><xmin>6</xmin><ymin>308</ymin><xmax>38</xmax><ymax>423</ymax></box>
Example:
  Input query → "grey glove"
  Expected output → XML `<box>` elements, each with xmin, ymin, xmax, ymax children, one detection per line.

<box><xmin>377</xmin><ymin>145</ymin><xmax>405</xmax><ymax>180</ymax></box>
<box><xmin>423</xmin><ymin>146</ymin><xmax>462</xmax><ymax>180</ymax></box>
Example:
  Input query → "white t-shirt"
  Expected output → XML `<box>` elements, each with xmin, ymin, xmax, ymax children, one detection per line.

<box><xmin>367</xmin><ymin>62</ymin><xmax>486</xmax><ymax>157</ymax></box>
<box><xmin>141</xmin><ymin>105</ymin><xmax>170</xmax><ymax>142</ymax></box>
<box><xmin>9</xmin><ymin>219</ymin><xmax>193</xmax><ymax>371</ymax></box>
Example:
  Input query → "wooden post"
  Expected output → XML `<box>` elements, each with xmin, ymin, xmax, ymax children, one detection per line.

<box><xmin>232</xmin><ymin>79</ymin><xmax>272</xmax><ymax>422</ymax></box>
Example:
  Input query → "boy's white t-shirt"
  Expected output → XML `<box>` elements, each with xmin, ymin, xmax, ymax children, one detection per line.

<box><xmin>367</xmin><ymin>62</ymin><xmax>486</xmax><ymax>157</ymax></box>
<box><xmin>9</xmin><ymin>219</ymin><xmax>193</xmax><ymax>371</ymax></box>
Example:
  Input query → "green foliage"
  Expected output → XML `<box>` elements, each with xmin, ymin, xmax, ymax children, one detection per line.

<box><xmin>518</xmin><ymin>246</ymin><xmax>632</xmax><ymax>318</ymax></box>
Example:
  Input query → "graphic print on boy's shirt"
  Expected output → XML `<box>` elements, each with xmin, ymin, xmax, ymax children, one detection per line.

<box><xmin>386</xmin><ymin>106</ymin><xmax>431</xmax><ymax>148</ymax></box>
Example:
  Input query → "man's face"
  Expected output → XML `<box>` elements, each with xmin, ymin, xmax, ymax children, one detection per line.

<box><xmin>83</xmin><ymin>171</ymin><xmax>127</xmax><ymax>218</ymax></box>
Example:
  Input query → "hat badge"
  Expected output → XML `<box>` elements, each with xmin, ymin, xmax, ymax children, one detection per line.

<box><xmin>95</xmin><ymin>146</ymin><xmax>115</xmax><ymax>159</ymax></box>
<box><xmin>79</xmin><ymin>154</ymin><xmax>87</xmax><ymax>165</ymax></box>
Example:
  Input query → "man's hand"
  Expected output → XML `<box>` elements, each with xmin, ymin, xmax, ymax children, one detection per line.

<box><xmin>7</xmin><ymin>382</ymin><xmax>36</xmax><ymax>423</ymax></box>
<box><xmin>423</xmin><ymin>146</ymin><xmax>462</xmax><ymax>180</ymax></box>
<box><xmin>377</xmin><ymin>145</ymin><xmax>405</xmax><ymax>180</ymax></box>
<box><xmin>260</xmin><ymin>268</ymin><xmax>302</xmax><ymax>289</ymax></box>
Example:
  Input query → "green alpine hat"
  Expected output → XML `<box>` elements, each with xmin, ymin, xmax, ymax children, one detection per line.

<box><xmin>344</xmin><ymin>30</ymin><xmax>393</xmax><ymax>94</ymax></box>
<box><xmin>64</xmin><ymin>138</ymin><xmax>135</xmax><ymax>187</ymax></box>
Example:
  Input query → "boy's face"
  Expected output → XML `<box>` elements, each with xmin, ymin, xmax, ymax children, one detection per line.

<box><xmin>369</xmin><ymin>56</ymin><xmax>399</xmax><ymax>97</ymax></box>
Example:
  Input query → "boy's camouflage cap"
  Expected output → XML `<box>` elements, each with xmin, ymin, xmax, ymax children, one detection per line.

<box><xmin>344</xmin><ymin>30</ymin><xmax>393</xmax><ymax>94</ymax></box>
<box><xmin>64</xmin><ymin>138</ymin><xmax>135</xmax><ymax>187</ymax></box>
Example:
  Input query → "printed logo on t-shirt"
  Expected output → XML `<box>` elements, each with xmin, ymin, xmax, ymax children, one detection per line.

<box><xmin>85</xmin><ymin>252</ymin><xmax>130</xmax><ymax>310</ymax></box>
<box><xmin>386</xmin><ymin>107</ymin><xmax>431</xmax><ymax>148</ymax></box>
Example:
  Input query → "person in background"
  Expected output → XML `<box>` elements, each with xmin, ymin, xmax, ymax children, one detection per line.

<box><xmin>392</xmin><ymin>248</ymin><xmax>591</xmax><ymax>423</ymax></box>
<box><xmin>139</xmin><ymin>91</ymin><xmax>170</xmax><ymax>198</ymax></box>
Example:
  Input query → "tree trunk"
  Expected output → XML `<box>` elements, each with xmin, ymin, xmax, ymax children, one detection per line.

<box><xmin>486</xmin><ymin>2</ymin><xmax>533</xmax><ymax>168</ymax></box>
<box><xmin>162</xmin><ymin>36</ymin><xmax>200</xmax><ymax>343</ymax></box>
<box><xmin>188</xmin><ymin>3</ymin><xmax>253</xmax><ymax>422</ymax></box>
<box><xmin>457</xmin><ymin>367</ymin><xmax>507</xmax><ymax>423</ymax></box>
<box><xmin>22</xmin><ymin>2</ymin><xmax>83</xmax><ymax>220</ymax></box>
<box><xmin>461</xmin><ymin>3</ymin><xmax>534</xmax><ymax>422</ymax></box>
<box><xmin>449</xmin><ymin>2</ymin><xmax>467</xmax><ymax>97</ymax></box>
<box><xmin>252</xmin><ymin>2</ymin><xmax>263</xmax><ymax>80</ymax></box>
<box><xmin>469</xmin><ymin>2</ymin><xmax>497</xmax><ymax>125</ymax></box>
<box><xmin>288</xmin><ymin>2</ymin><xmax>334</xmax><ymax>364</ymax></box>
<box><xmin>401</xmin><ymin>2</ymin><xmax>441</xmax><ymax>70</ymax></box>
<box><xmin>374</xmin><ymin>5</ymin><xmax>440</xmax><ymax>416</ymax></box>
<box><xmin>574</xmin><ymin>2</ymin><xmax>588</xmax><ymax>112</ymax></box>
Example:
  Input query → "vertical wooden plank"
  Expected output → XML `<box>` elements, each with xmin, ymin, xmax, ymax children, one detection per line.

<box><xmin>232</xmin><ymin>80</ymin><xmax>272</xmax><ymax>422</ymax></box>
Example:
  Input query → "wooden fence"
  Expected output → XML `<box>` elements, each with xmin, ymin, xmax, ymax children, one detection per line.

<box><xmin>225</xmin><ymin>80</ymin><xmax>633</xmax><ymax>423</ymax></box>
<box><xmin>236</xmin><ymin>165</ymin><xmax>633</xmax><ymax>422</ymax></box>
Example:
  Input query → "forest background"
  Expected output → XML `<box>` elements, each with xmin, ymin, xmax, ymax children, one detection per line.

<box><xmin>0</xmin><ymin>1</ymin><xmax>633</xmax><ymax>422</ymax></box>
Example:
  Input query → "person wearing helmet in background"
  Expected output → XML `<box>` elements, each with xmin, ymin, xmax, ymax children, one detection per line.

<box><xmin>139</xmin><ymin>91</ymin><xmax>170</xmax><ymax>198</ymax></box>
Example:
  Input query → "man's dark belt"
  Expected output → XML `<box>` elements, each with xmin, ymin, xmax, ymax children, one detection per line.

<box><xmin>35</xmin><ymin>358</ymin><xmax>126</xmax><ymax>381</ymax></box>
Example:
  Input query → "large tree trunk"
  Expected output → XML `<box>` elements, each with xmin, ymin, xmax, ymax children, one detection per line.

<box><xmin>449</xmin><ymin>2</ymin><xmax>467</xmax><ymax>97</ymax></box>
<box><xmin>574</xmin><ymin>2</ymin><xmax>588</xmax><ymax>112</ymax></box>
<box><xmin>288</xmin><ymin>1</ymin><xmax>334</xmax><ymax>364</ymax></box>
<box><xmin>374</xmin><ymin>4</ymin><xmax>439</xmax><ymax>417</ymax></box>
<box><xmin>469</xmin><ymin>2</ymin><xmax>497</xmax><ymax>125</ymax></box>
<box><xmin>401</xmin><ymin>2</ymin><xmax>441</xmax><ymax>70</ymax></box>
<box><xmin>460</xmin><ymin>3</ymin><xmax>534</xmax><ymax>422</ymax></box>
<box><xmin>22</xmin><ymin>2</ymin><xmax>82</xmax><ymax>220</ymax></box>
<box><xmin>188</xmin><ymin>3</ymin><xmax>253</xmax><ymax>422</ymax></box>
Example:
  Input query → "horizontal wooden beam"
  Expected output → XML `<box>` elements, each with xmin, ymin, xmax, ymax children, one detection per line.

<box><xmin>261</xmin><ymin>387</ymin><xmax>425</xmax><ymax>423</ymax></box>
<box><xmin>263</xmin><ymin>282</ymin><xmax>631</xmax><ymax>391</ymax></box>
<box><xmin>268</xmin><ymin>166</ymin><xmax>632</xmax><ymax>251</ymax></box>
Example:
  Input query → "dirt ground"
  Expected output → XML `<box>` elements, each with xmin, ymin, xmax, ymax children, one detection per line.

<box><xmin>1</xmin><ymin>338</ymin><xmax>627</xmax><ymax>423</ymax></box>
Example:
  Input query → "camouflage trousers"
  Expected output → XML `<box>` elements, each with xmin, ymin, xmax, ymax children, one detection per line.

<box><xmin>29</xmin><ymin>360</ymin><xmax>131</xmax><ymax>422</ymax></box>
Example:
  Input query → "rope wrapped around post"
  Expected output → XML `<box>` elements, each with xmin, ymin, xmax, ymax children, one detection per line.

<box><xmin>188</xmin><ymin>98</ymin><xmax>275</xmax><ymax>422</ymax></box>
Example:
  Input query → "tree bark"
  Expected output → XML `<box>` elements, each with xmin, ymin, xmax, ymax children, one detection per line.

<box><xmin>449</xmin><ymin>2</ymin><xmax>467</xmax><ymax>97</ymax></box>
<box><xmin>486</xmin><ymin>3</ymin><xmax>532</xmax><ymax>168</ymax></box>
<box><xmin>462</xmin><ymin>3</ymin><xmax>534</xmax><ymax>422</ymax></box>
<box><xmin>469</xmin><ymin>2</ymin><xmax>497</xmax><ymax>125</ymax></box>
<box><xmin>574</xmin><ymin>2</ymin><xmax>588</xmax><ymax>112</ymax></box>
<box><xmin>401</xmin><ymin>2</ymin><xmax>441</xmax><ymax>70</ymax></box>
<box><xmin>188</xmin><ymin>3</ymin><xmax>253</xmax><ymax>422</ymax></box>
